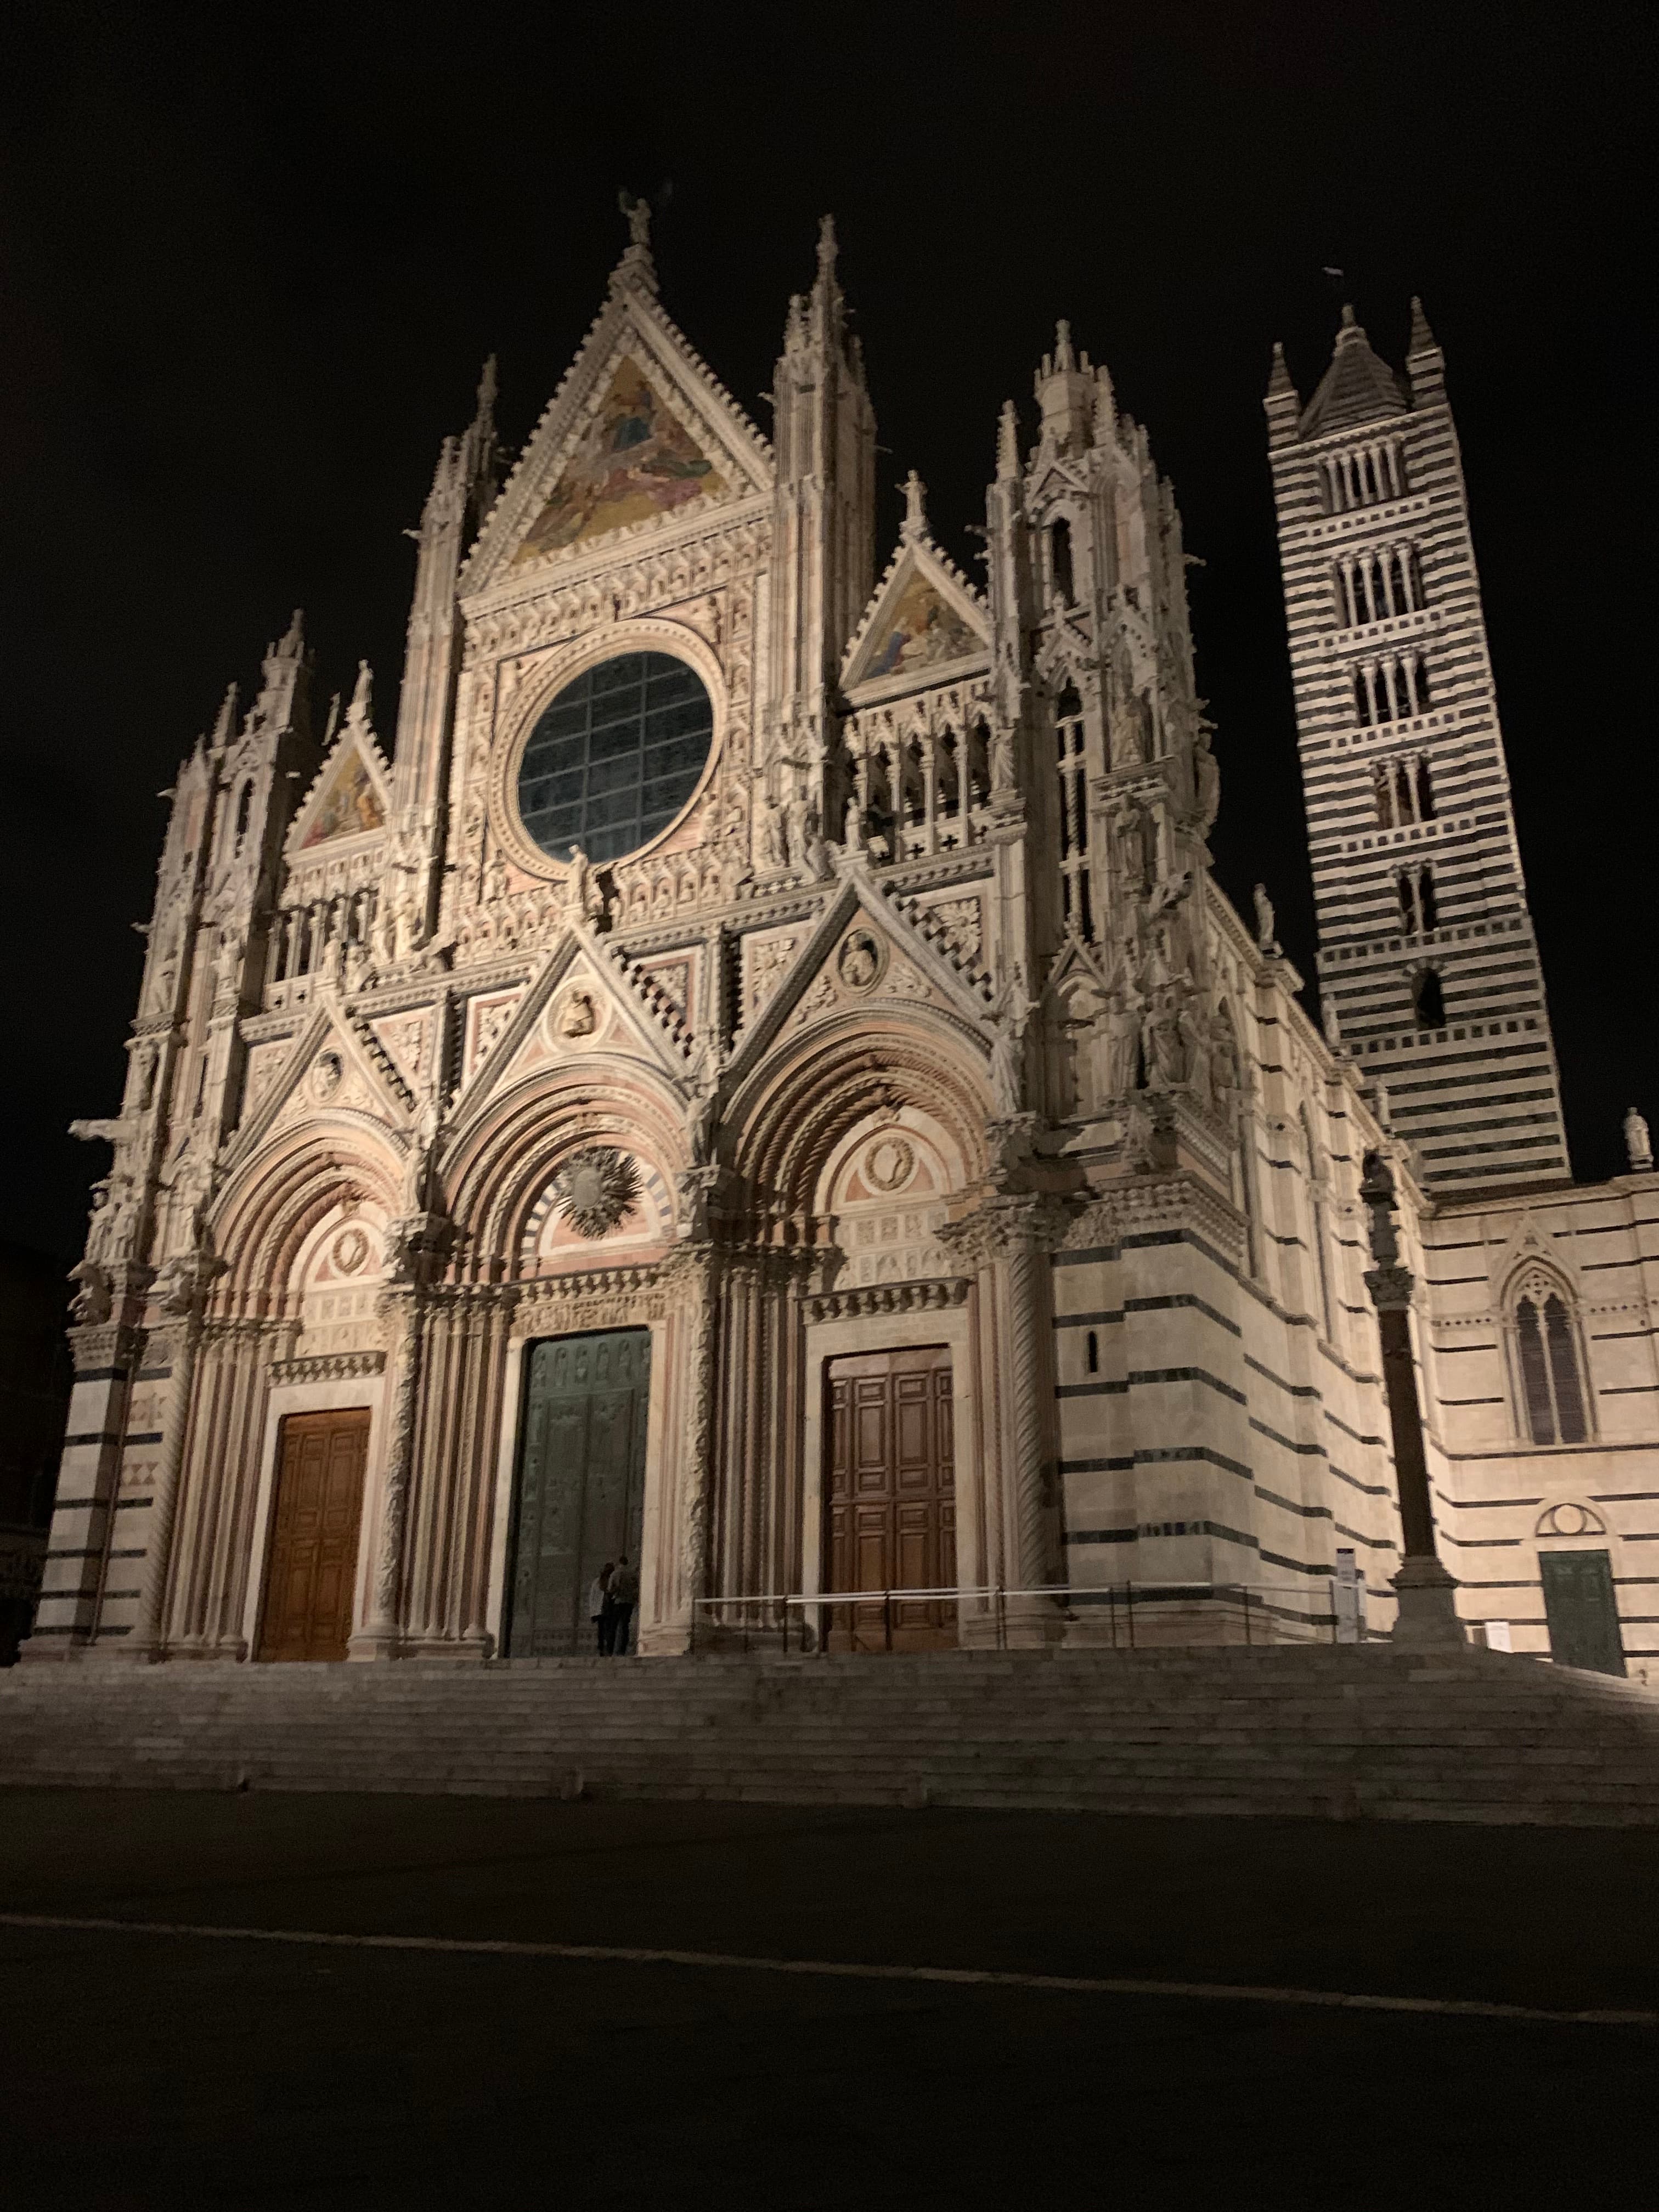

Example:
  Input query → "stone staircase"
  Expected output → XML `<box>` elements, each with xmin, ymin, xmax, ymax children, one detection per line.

<box><xmin>3</xmin><ymin>1647</ymin><xmax>1658</xmax><ymax>1825</ymax></box>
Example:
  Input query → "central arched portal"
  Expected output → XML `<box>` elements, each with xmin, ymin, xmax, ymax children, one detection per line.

<box><xmin>505</xmin><ymin>1329</ymin><xmax>651</xmax><ymax>1656</ymax></box>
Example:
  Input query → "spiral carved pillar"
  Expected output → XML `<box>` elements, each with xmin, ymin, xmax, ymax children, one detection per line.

<box><xmin>352</xmin><ymin>1285</ymin><xmax>423</xmax><ymax>1660</ymax></box>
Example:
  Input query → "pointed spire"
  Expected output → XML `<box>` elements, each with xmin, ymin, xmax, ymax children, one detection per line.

<box><xmin>208</xmin><ymin>682</ymin><xmax>239</xmax><ymax>751</ymax></box>
<box><xmin>1091</xmin><ymin>364</ymin><xmax>1116</xmax><ymax>445</ymax></box>
<box><xmin>274</xmin><ymin>610</ymin><xmax>304</xmax><ymax>661</ymax></box>
<box><xmin>996</xmin><ymin>400</ymin><xmax>1022</xmax><ymax>481</ymax></box>
<box><xmin>900</xmin><ymin>470</ymin><xmax>928</xmax><ymax>541</ymax></box>
<box><xmin>1404</xmin><ymin>293</ymin><xmax>1445</xmax><ymax>404</ymax></box>
<box><xmin>1266</xmin><ymin>341</ymin><xmax>1295</xmax><ymax>400</ymax></box>
<box><xmin>1297</xmin><ymin>306</ymin><xmax>1408</xmax><ymax>437</ymax></box>
<box><xmin>1034</xmin><ymin>321</ymin><xmax>1094</xmax><ymax>454</ymax></box>
<box><xmin>816</xmin><ymin>213</ymin><xmax>839</xmax><ymax>291</ymax></box>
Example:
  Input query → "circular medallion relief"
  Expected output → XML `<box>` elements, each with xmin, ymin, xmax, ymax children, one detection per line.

<box><xmin>838</xmin><ymin>928</ymin><xmax>885</xmax><ymax>993</ymax></box>
<box><xmin>332</xmin><ymin>1226</ymin><xmax>370</xmax><ymax>1276</ymax></box>
<box><xmin>311</xmin><ymin>1051</ymin><xmax>343</xmax><ymax>1101</ymax></box>
<box><xmin>551</xmin><ymin>1146</ymin><xmax>641</xmax><ymax>1239</ymax></box>
<box><xmin>517</xmin><ymin>651</ymin><xmax>713</xmax><ymax>867</ymax></box>
<box><xmin>864</xmin><ymin>1136</ymin><xmax>916</xmax><ymax>1194</ymax></box>
<box><xmin>551</xmin><ymin>986</ymin><xmax>599</xmax><ymax>1043</ymax></box>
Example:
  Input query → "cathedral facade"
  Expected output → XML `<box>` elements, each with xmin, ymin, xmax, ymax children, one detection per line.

<box><xmin>26</xmin><ymin>214</ymin><xmax>1658</xmax><ymax>1676</ymax></box>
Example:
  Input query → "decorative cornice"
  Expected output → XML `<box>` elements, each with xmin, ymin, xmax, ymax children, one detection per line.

<box><xmin>804</xmin><ymin>1276</ymin><xmax>969</xmax><ymax>1325</ymax></box>
<box><xmin>270</xmin><ymin>1350</ymin><xmax>388</xmax><ymax>1385</ymax></box>
<box><xmin>1059</xmin><ymin>1171</ymin><xmax>1247</xmax><ymax>1265</ymax></box>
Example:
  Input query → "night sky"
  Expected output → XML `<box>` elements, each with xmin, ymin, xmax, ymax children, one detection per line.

<box><xmin>3</xmin><ymin>3</ymin><xmax>1650</xmax><ymax>1270</ymax></box>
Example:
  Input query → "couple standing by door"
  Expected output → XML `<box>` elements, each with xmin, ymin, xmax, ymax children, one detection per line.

<box><xmin>588</xmin><ymin>1556</ymin><xmax>638</xmax><ymax>1655</ymax></box>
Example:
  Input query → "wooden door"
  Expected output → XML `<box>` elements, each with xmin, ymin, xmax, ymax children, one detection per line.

<box><xmin>506</xmin><ymin>1330</ymin><xmax>651</xmax><ymax>1657</ymax></box>
<box><xmin>256</xmin><ymin>1409</ymin><xmax>369</xmax><ymax>1662</ymax></box>
<box><xmin>1540</xmin><ymin>1549</ymin><xmax>1626</xmax><ymax>1677</ymax></box>
<box><xmin>826</xmin><ymin>1346</ymin><xmax>955</xmax><ymax>1652</ymax></box>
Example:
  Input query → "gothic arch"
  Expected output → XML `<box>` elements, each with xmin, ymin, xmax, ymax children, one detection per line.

<box><xmin>1501</xmin><ymin>1257</ymin><xmax>1593</xmax><ymax>1447</ymax></box>
<box><xmin>442</xmin><ymin>1060</ymin><xmax>691</xmax><ymax>1277</ymax></box>
<box><xmin>211</xmin><ymin>1131</ymin><xmax>402</xmax><ymax>1312</ymax></box>
<box><xmin>725</xmin><ymin>1012</ymin><xmax>993</xmax><ymax>1225</ymax></box>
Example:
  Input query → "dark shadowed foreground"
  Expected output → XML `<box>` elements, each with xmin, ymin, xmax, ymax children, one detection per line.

<box><xmin>2</xmin><ymin>1790</ymin><xmax>1654</xmax><ymax>2209</ymax></box>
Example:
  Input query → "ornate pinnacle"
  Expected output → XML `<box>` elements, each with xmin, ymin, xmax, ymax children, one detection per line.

<box><xmin>1407</xmin><ymin>295</ymin><xmax>1438</xmax><ymax>355</ymax></box>
<box><xmin>1054</xmin><ymin>319</ymin><xmax>1076</xmax><ymax>374</ymax></box>
<box><xmin>996</xmin><ymin>399</ymin><xmax>1021</xmax><ymax>481</ymax></box>
<box><xmin>346</xmin><ymin>659</ymin><xmax>373</xmax><ymax>731</ymax></box>
<box><xmin>209</xmin><ymin>682</ymin><xmax>239</xmax><ymax>748</ymax></box>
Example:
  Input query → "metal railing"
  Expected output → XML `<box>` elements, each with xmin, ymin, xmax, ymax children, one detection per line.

<box><xmin>689</xmin><ymin>1578</ymin><xmax>1344</xmax><ymax>1656</ymax></box>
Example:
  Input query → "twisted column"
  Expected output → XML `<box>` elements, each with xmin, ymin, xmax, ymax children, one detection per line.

<box><xmin>355</xmin><ymin>1286</ymin><xmax>424</xmax><ymax>1657</ymax></box>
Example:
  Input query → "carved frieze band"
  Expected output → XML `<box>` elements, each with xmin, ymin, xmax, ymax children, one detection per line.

<box><xmin>270</xmin><ymin>1350</ymin><xmax>388</xmax><ymax>1386</ymax></box>
<box><xmin>804</xmin><ymin>1277</ymin><xmax>970</xmax><ymax>1325</ymax></box>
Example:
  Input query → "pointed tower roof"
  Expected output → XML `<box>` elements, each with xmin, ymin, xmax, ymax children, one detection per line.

<box><xmin>1298</xmin><ymin>305</ymin><xmax>1409</xmax><ymax>438</ymax></box>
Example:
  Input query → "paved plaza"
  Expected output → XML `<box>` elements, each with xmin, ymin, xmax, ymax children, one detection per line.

<box><xmin>2</xmin><ymin>1789</ymin><xmax>1655</xmax><ymax>2207</ymax></box>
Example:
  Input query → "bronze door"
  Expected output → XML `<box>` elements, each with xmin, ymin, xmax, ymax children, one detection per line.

<box><xmin>506</xmin><ymin>1330</ymin><xmax>651</xmax><ymax>1657</ymax></box>
<box><xmin>257</xmin><ymin>1408</ymin><xmax>370</xmax><ymax>1661</ymax></box>
<box><xmin>826</xmin><ymin>1346</ymin><xmax>956</xmax><ymax>1651</ymax></box>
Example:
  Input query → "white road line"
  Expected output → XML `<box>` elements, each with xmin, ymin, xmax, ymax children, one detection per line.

<box><xmin>1</xmin><ymin>1911</ymin><xmax>1652</xmax><ymax>2028</ymax></box>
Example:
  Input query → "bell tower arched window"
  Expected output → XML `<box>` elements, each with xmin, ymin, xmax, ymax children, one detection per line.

<box><xmin>1509</xmin><ymin>1268</ymin><xmax>1589</xmax><ymax>1445</ymax></box>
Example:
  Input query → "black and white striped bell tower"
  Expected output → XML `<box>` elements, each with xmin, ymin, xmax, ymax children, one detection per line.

<box><xmin>1266</xmin><ymin>301</ymin><xmax>1570</xmax><ymax>1192</ymax></box>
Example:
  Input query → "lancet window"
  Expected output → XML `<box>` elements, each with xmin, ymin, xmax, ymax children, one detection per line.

<box><xmin>1509</xmin><ymin>1269</ymin><xmax>1590</xmax><ymax>1446</ymax></box>
<box><xmin>1050</xmin><ymin>518</ymin><xmax>1075</xmax><ymax>606</ymax></box>
<box><xmin>1412</xmin><ymin>966</ymin><xmax>1445</xmax><ymax>1027</ymax></box>
<box><xmin>1055</xmin><ymin>685</ymin><xmax>1093</xmax><ymax>940</ymax></box>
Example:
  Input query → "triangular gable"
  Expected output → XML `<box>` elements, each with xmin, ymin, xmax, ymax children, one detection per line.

<box><xmin>444</xmin><ymin>921</ymin><xmax>698</xmax><ymax>1149</ymax></box>
<box><xmin>463</xmin><ymin>284</ymin><xmax>772</xmax><ymax>594</ymax></box>
<box><xmin>512</xmin><ymin>355</ymin><xmax>729</xmax><ymax>566</ymax></box>
<box><xmin>288</xmin><ymin>731</ymin><xmax>391</xmax><ymax>854</ymax></box>
<box><xmin>724</xmin><ymin>865</ymin><xmax>997</xmax><ymax>1092</ymax></box>
<box><xmin>843</xmin><ymin>541</ymin><xmax>989</xmax><ymax>696</ymax></box>
<box><xmin>225</xmin><ymin>1002</ymin><xmax>415</xmax><ymax>1171</ymax></box>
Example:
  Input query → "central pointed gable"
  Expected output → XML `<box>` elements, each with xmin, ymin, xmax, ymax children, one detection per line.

<box><xmin>463</xmin><ymin>269</ymin><xmax>773</xmax><ymax>595</ymax></box>
<box><xmin>843</xmin><ymin>535</ymin><xmax>989</xmax><ymax>699</ymax></box>
<box><xmin>512</xmin><ymin>356</ymin><xmax>730</xmax><ymax>564</ymax></box>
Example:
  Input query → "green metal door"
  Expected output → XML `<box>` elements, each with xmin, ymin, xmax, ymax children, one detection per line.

<box><xmin>506</xmin><ymin>1329</ymin><xmax>651</xmax><ymax>1657</ymax></box>
<box><xmin>1539</xmin><ymin>1548</ymin><xmax>1626</xmax><ymax>1678</ymax></box>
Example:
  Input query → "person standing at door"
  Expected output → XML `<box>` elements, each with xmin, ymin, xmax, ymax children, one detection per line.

<box><xmin>589</xmin><ymin>1562</ymin><xmax>613</xmax><ymax>1655</ymax></box>
<box><xmin>606</xmin><ymin>1554</ymin><xmax>639</xmax><ymax>1656</ymax></box>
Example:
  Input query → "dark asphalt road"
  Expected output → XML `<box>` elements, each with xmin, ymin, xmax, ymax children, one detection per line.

<box><xmin>3</xmin><ymin>1792</ymin><xmax>1656</xmax><ymax>2208</ymax></box>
